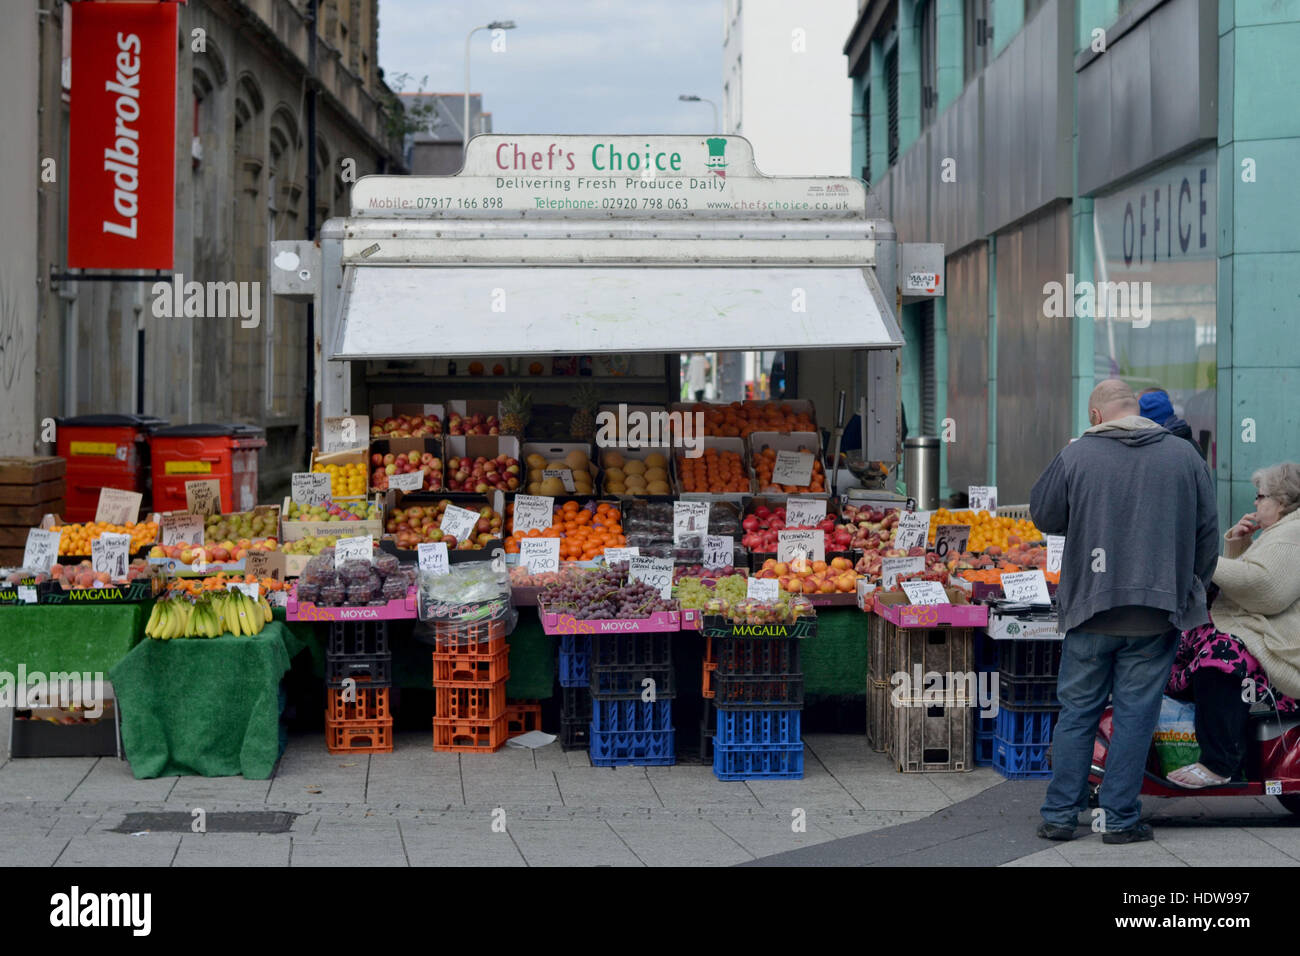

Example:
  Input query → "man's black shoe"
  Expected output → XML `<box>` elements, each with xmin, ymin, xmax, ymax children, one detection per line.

<box><xmin>1037</xmin><ymin>822</ymin><xmax>1076</xmax><ymax>841</ymax></box>
<box><xmin>1102</xmin><ymin>822</ymin><xmax>1154</xmax><ymax>845</ymax></box>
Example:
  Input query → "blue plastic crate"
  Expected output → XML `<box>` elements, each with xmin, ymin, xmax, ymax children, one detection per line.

<box><xmin>994</xmin><ymin>707</ymin><xmax>1056</xmax><ymax>746</ymax></box>
<box><xmin>712</xmin><ymin>743</ymin><xmax>804</xmax><ymax>780</ymax></box>
<box><xmin>558</xmin><ymin>635</ymin><xmax>590</xmax><ymax>688</ymax></box>
<box><xmin>716</xmin><ymin>709</ymin><xmax>801</xmax><ymax>747</ymax></box>
<box><xmin>589</xmin><ymin>728</ymin><xmax>676</xmax><ymax>766</ymax></box>
<box><xmin>974</xmin><ymin>730</ymin><xmax>995</xmax><ymax>766</ymax></box>
<box><xmin>591</xmin><ymin>698</ymin><xmax>673</xmax><ymax>733</ymax></box>
<box><xmin>992</xmin><ymin>738</ymin><xmax>1052</xmax><ymax>778</ymax></box>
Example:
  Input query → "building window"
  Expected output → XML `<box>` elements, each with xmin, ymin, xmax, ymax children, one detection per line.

<box><xmin>920</xmin><ymin>0</ymin><xmax>938</xmax><ymax>128</ymax></box>
<box><xmin>861</xmin><ymin>84</ymin><xmax>871</xmax><ymax>184</ymax></box>
<box><xmin>964</xmin><ymin>0</ymin><xmax>993</xmax><ymax>83</ymax></box>
<box><xmin>885</xmin><ymin>45</ymin><xmax>899</xmax><ymax>166</ymax></box>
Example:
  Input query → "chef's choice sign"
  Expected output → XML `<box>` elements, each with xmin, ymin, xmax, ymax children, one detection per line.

<box><xmin>68</xmin><ymin>1</ymin><xmax>178</xmax><ymax>269</ymax></box>
<box><xmin>353</xmin><ymin>135</ymin><xmax>865</xmax><ymax>218</ymax></box>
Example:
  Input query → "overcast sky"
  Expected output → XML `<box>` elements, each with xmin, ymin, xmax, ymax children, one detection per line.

<box><xmin>377</xmin><ymin>0</ymin><xmax>726</xmax><ymax>135</ymax></box>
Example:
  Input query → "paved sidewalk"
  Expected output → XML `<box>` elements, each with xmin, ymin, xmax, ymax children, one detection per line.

<box><xmin>0</xmin><ymin>731</ymin><xmax>1293</xmax><ymax>866</ymax></box>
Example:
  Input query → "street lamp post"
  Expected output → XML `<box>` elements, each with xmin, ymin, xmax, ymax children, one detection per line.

<box><xmin>464</xmin><ymin>20</ymin><xmax>517</xmax><ymax>156</ymax></box>
<box><xmin>678</xmin><ymin>94</ymin><xmax>719</xmax><ymax>133</ymax></box>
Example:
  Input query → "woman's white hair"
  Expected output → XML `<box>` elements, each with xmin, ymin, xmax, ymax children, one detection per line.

<box><xmin>1253</xmin><ymin>462</ymin><xmax>1300</xmax><ymax>516</ymax></box>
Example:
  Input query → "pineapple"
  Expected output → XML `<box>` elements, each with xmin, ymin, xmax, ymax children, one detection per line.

<box><xmin>569</xmin><ymin>383</ymin><xmax>600</xmax><ymax>442</ymax></box>
<box><xmin>501</xmin><ymin>386</ymin><xmax>532</xmax><ymax>438</ymax></box>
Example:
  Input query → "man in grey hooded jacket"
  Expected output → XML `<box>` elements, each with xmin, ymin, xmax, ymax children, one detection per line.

<box><xmin>1030</xmin><ymin>379</ymin><xmax>1218</xmax><ymax>844</ymax></box>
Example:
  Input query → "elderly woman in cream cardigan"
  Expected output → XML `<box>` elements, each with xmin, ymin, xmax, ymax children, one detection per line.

<box><xmin>1164</xmin><ymin>462</ymin><xmax>1300</xmax><ymax>788</ymax></box>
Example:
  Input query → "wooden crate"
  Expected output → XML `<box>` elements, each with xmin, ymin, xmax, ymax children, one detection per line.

<box><xmin>0</xmin><ymin>501</ymin><xmax>64</xmax><ymax>525</ymax></box>
<box><xmin>0</xmin><ymin>478</ymin><xmax>66</xmax><ymax>506</ymax></box>
<box><xmin>0</xmin><ymin>457</ymin><xmax>66</xmax><ymax>484</ymax></box>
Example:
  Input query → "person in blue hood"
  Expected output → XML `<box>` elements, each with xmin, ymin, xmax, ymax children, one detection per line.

<box><xmin>1139</xmin><ymin>388</ymin><xmax>1198</xmax><ymax>449</ymax></box>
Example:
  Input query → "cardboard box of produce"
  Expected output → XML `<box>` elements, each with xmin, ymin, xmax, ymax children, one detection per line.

<box><xmin>445</xmin><ymin>399</ymin><xmax>503</xmax><ymax>435</ymax></box>
<box><xmin>748</xmin><ymin>431</ymin><xmax>827</xmax><ymax>498</ymax></box>
<box><xmin>370</xmin><ymin>403</ymin><xmax>443</xmax><ymax>438</ymax></box>
<box><xmin>369</xmin><ymin>436</ymin><xmax>445</xmax><ymax>494</ymax></box>
<box><xmin>595</xmin><ymin>403</ymin><xmax>670</xmax><ymax>444</ymax></box>
<box><xmin>443</xmin><ymin>435</ymin><xmax>522</xmax><ymax>495</ymax></box>
<box><xmin>520</xmin><ymin>443</ymin><xmax>596</xmax><ymax>497</ymax></box>
<box><xmin>671</xmin><ymin>399</ymin><xmax>817</xmax><ymax>433</ymax></box>
<box><xmin>672</xmin><ymin>436</ymin><xmax>754</xmax><ymax>501</ymax></box>
<box><xmin>279</xmin><ymin>495</ymin><xmax>383</xmax><ymax>542</ymax></box>
<box><xmin>595</xmin><ymin>445</ymin><xmax>673</xmax><ymax>498</ymax></box>
<box><xmin>873</xmin><ymin>588</ymin><xmax>988</xmax><ymax>628</ymax></box>
<box><xmin>380</xmin><ymin>490</ymin><xmax>506</xmax><ymax>557</ymax></box>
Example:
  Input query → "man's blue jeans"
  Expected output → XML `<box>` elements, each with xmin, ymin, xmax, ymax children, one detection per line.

<box><xmin>1041</xmin><ymin>629</ymin><xmax>1179</xmax><ymax>832</ymax></box>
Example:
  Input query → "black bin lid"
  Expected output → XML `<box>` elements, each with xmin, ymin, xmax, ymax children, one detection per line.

<box><xmin>151</xmin><ymin>422</ymin><xmax>267</xmax><ymax>439</ymax></box>
<box><xmin>57</xmin><ymin>413</ymin><xmax>169</xmax><ymax>429</ymax></box>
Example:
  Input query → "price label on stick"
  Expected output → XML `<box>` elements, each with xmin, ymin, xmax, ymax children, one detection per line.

<box><xmin>894</xmin><ymin>511</ymin><xmax>931</xmax><ymax>550</ymax></box>
<box><xmin>542</xmin><ymin>468</ymin><xmax>576</xmax><ymax>493</ymax></box>
<box><xmin>968</xmin><ymin>485</ymin><xmax>997</xmax><ymax>515</ymax></box>
<box><xmin>771</xmin><ymin>451</ymin><xmax>814</xmax><ymax>487</ymax></box>
<box><xmin>322</xmin><ymin>416</ymin><xmax>364</xmax><ymax>452</ymax></box>
<box><xmin>245</xmin><ymin>549</ymin><xmax>284</xmax><ymax>581</ymax></box>
<box><xmin>702</xmin><ymin>535</ymin><xmax>734</xmax><ymax>570</ymax></box>
<box><xmin>388</xmin><ymin>471</ymin><xmax>424</xmax><ymax>492</ymax></box>
<box><xmin>417</xmin><ymin>542</ymin><xmax>449</xmax><ymax>576</ymax></box>
<box><xmin>881</xmin><ymin>556</ymin><xmax>925</xmax><ymax>590</ymax></box>
<box><xmin>629</xmin><ymin>555</ymin><xmax>673</xmax><ymax>598</ymax></box>
<box><xmin>440</xmin><ymin>504</ymin><xmax>480</xmax><ymax>544</ymax></box>
<box><xmin>901</xmin><ymin>580</ymin><xmax>950</xmax><ymax>605</ymax></box>
<box><xmin>161</xmin><ymin>513</ymin><xmax>204</xmax><ymax>547</ymax></box>
<box><xmin>747</xmin><ymin>577</ymin><xmax>780</xmax><ymax>602</ymax></box>
<box><xmin>602</xmin><ymin>546</ymin><xmax>639</xmax><ymax>565</ymax></box>
<box><xmin>291</xmin><ymin>472</ymin><xmax>331</xmax><ymax>506</ymax></box>
<box><xmin>932</xmin><ymin>524</ymin><xmax>970</xmax><ymax>558</ymax></box>
<box><xmin>673</xmin><ymin>500</ymin><xmax>710</xmax><ymax>546</ymax></box>
<box><xmin>777</xmin><ymin>529</ymin><xmax>823</xmax><ymax>563</ymax></box>
<box><xmin>94</xmin><ymin>488</ymin><xmax>142</xmax><ymax>525</ymax></box>
<box><xmin>785</xmin><ymin>498</ymin><xmax>827</xmax><ymax>528</ymax></box>
<box><xmin>512</xmin><ymin>495</ymin><xmax>555</xmax><ymax>535</ymax></box>
<box><xmin>91</xmin><ymin>532</ymin><xmax>131</xmax><ymax>581</ymax></box>
<box><xmin>519</xmin><ymin>537</ymin><xmax>560</xmax><ymax>574</ymax></box>
<box><xmin>186</xmin><ymin>479</ymin><xmax>222</xmax><ymax>516</ymax></box>
<box><xmin>22</xmin><ymin>528</ymin><xmax>60</xmax><ymax>573</ymax></box>
<box><xmin>1001</xmin><ymin>570</ymin><xmax>1051</xmax><ymax>605</ymax></box>
<box><xmin>334</xmin><ymin>535</ymin><xmax>373</xmax><ymax>569</ymax></box>
<box><xmin>1045</xmin><ymin>535</ymin><xmax>1065</xmax><ymax>574</ymax></box>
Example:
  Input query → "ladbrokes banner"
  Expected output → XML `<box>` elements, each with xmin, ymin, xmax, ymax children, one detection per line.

<box><xmin>68</xmin><ymin>2</ymin><xmax>178</xmax><ymax>268</ymax></box>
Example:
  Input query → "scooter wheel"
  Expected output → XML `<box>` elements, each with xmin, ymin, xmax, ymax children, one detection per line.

<box><xmin>1278</xmin><ymin>794</ymin><xmax>1300</xmax><ymax>817</ymax></box>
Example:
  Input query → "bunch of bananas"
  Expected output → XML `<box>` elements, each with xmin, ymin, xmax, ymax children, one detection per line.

<box><xmin>145</xmin><ymin>590</ymin><xmax>273</xmax><ymax>640</ymax></box>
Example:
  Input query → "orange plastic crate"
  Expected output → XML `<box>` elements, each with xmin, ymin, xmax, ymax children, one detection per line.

<box><xmin>433</xmin><ymin>715</ymin><xmax>509</xmax><ymax>753</ymax></box>
<box><xmin>432</xmin><ymin>647</ymin><xmax>509</xmax><ymax>685</ymax></box>
<box><xmin>702</xmin><ymin>635</ymin><xmax>717</xmax><ymax>698</ymax></box>
<box><xmin>433</xmin><ymin>619</ymin><xmax>506</xmax><ymax>653</ymax></box>
<box><xmin>325</xmin><ymin>717</ymin><xmax>394</xmax><ymax>754</ymax></box>
<box><xmin>435</xmin><ymin>683</ymin><xmax>507</xmax><ymax>722</ymax></box>
<box><xmin>505</xmin><ymin>701</ymin><xmax>542</xmax><ymax>736</ymax></box>
<box><xmin>326</xmin><ymin>686</ymin><xmax>391</xmax><ymax>723</ymax></box>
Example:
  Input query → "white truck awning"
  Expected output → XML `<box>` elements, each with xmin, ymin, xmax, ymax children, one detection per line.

<box><xmin>330</xmin><ymin>265</ymin><xmax>903</xmax><ymax>360</ymax></box>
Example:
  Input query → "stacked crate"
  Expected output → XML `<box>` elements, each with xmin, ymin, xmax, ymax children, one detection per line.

<box><xmin>992</xmin><ymin>636</ymin><xmax>1063</xmax><ymax>778</ymax></box>
<box><xmin>972</xmin><ymin>631</ymin><xmax>999</xmax><ymax>765</ymax></box>
<box><xmin>324</xmin><ymin>621</ymin><xmax>394</xmax><ymax>754</ymax></box>
<box><xmin>711</xmin><ymin>632</ymin><xmax>806</xmax><ymax>780</ymax></box>
<box><xmin>588</xmin><ymin>634</ymin><xmax>675</xmax><ymax>766</ymax></box>
<box><xmin>433</xmin><ymin>619</ymin><xmax>510</xmax><ymax>753</ymax></box>
<box><xmin>885</xmin><ymin>625</ymin><xmax>977</xmax><ymax>772</ymax></box>
<box><xmin>0</xmin><ymin>457</ymin><xmax>66</xmax><ymax>565</ymax></box>
<box><xmin>558</xmin><ymin>634</ymin><xmax>591</xmax><ymax>751</ymax></box>
<box><xmin>866</xmin><ymin>613</ymin><xmax>892</xmax><ymax>753</ymax></box>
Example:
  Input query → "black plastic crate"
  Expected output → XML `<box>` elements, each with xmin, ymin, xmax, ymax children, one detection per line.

<box><xmin>560</xmin><ymin>718</ymin><xmax>590</xmax><ymax>751</ymax></box>
<box><xmin>998</xmin><ymin>676</ymin><xmax>1060</xmax><ymax>710</ymax></box>
<box><xmin>325</xmin><ymin>653</ymin><xmax>393</xmax><ymax>688</ymax></box>
<box><xmin>326</xmin><ymin>620</ymin><xmax>390</xmax><ymax>658</ymax></box>
<box><xmin>561</xmin><ymin>685</ymin><xmax>592</xmax><ymax>722</ymax></box>
<box><xmin>590</xmin><ymin>664</ymin><xmax>676</xmax><ymax>700</ymax></box>
<box><xmin>713</xmin><ymin>674</ymin><xmax>804</xmax><ymax>709</ymax></box>
<box><xmin>699</xmin><ymin>697</ymin><xmax>717</xmax><ymax>765</ymax></box>
<box><xmin>714</xmin><ymin>636</ymin><xmax>800</xmax><ymax>678</ymax></box>
<box><xmin>996</xmin><ymin>639</ymin><xmax>1062</xmax><ymax>680</ymax></box>
<box><xmin>589</xmin><ymin>633</ymin><xmax>673</xmax><ymax>669</ymax></box>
